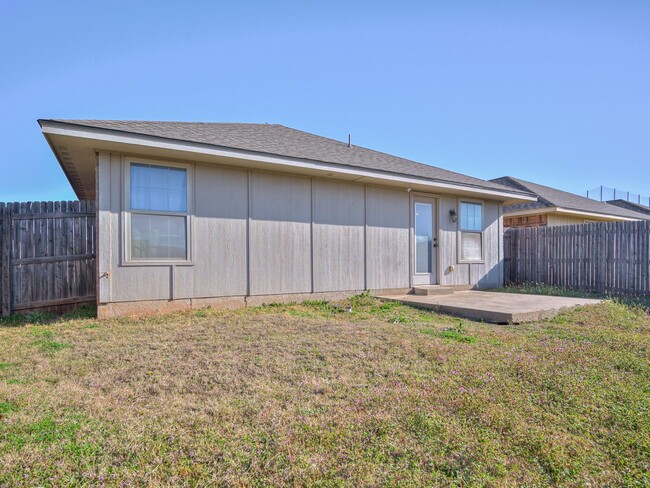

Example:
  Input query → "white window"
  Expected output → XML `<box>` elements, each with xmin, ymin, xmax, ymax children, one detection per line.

<box><xmin>127</xmin><ymin>161</ymin><xmax>190</xmax><ymax>261</ymax></box>
<box><xmin>459</xmin><ymin>201</ymin><xmax>483</xmax><ymax>262</ymax></box>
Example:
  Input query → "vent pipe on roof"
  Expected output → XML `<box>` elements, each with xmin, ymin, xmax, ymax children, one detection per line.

<box><xmin>348</xmin><ymin>134</ymin><xmax>352</xmax><ymax>147</ymax></box>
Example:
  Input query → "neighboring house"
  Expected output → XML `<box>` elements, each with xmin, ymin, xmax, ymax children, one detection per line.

<box><xmin>491</xmin><ymin>176</ymin><xmax>649</xmax><ymax>228</ymax></box>
<box><xmin>39</xmin><ymin>120</ymin><xmax>535</xmax><ymax>317</ymax></box>
<box><xmin>606</xmin><ymin>199</ymin><xmax>650</xmax><ymax>216</ymax></box>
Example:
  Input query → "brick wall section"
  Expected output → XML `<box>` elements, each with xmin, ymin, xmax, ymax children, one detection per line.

<box><xmin>504</xmin><ymin>213</ymin><xmax>547</xmax><ymax>228</ymax></box>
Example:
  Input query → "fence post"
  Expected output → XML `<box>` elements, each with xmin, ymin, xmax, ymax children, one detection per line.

<box><xmin>503</xmin><ymin>230</ymin><xmax>510</xmax><ymax>285</ymax></box>
<box><xmin>1</xmin><ymin>204</ymin><xmax>11</xmax><ymax>316</ymax></box>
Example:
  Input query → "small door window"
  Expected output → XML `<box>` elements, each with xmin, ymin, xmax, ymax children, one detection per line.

<box><xmin>414</xmin><ymin>202</ymin><xmax>433</xmax><ymax>273</ymax></box>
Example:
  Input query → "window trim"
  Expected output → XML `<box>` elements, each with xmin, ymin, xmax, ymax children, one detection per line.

<box><xmin>121</xmin><ymin>156</ymin><xmax>194</xmax><ymax>266</ymax></box>
<box><xmin>456</xmin><ymin>198</ymin><xmax>485</xmax><ymax>264</ymax></box>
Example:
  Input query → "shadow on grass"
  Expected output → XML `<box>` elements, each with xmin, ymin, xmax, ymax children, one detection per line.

<box><xmin>0</xmin><ymin>305</ymin><xmax>97</xmax><ymax>328</ymax></box>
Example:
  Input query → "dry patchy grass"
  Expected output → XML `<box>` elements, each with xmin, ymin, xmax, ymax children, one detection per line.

<box><xmin>0</xmin><ymin>297</ymin><xmax>649</xmax><ymax>486</ymax></box>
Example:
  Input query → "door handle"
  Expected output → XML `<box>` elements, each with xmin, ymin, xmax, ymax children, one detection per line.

<box><xmin>433</xmin><ymin>237</ymin><xmax>438</xmax><ymax>248</ymax></box>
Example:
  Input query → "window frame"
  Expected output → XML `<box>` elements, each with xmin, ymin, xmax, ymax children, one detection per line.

<box><xmin>121</xmin><ymin>157</ymin><xmax>194</xmax><ymax>266</ymax></box>
<box><xmin>457</xmin><ymin>198</ymin><xmax>485</xmax><ymax>264</ymax></box>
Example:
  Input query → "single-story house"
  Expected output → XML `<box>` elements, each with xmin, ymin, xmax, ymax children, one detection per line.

<box><xmin>606</xmin><ymin>199</ymin><xmax>650</xmax><ymax>216</ymax></box>
<box><xmin>491</xmin><ymin>176</ymin><xmax>649</xmax><ymax>228</ymax></box>
<box><xmin>39</xmin><ymin>120</ymin><xmax>535</xmax><ymax>317</ymax></box>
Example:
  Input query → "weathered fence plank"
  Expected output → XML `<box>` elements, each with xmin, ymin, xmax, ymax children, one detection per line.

<box><xmin>505</xmin><ymin>221</ymin><xmax>650</xmax><ymax>297</ymax></box>
<box><xmin>1</xmin><ymin>204</ymin><xmax>11</xmax><ymax>316</ymax></box>
<box><xmin>0</xmin><ymin>200</ymin><xmax>96</xmax><ymax>316</ymax></box>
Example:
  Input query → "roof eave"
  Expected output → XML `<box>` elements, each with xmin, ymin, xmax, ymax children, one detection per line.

<box><xmin>39</xmin><ymin>120</ymin><xmax>537</xmax><ymax>203</ymax></box>
<box><xmin>39</xmin><ymin>129</ymin><xmax>89</xmax><ymax>200</ymax></box>
<box><xmin>555</xmin><ymin>207</ymin><xmax>647</xmax><ymax>221</ymax></box>
<box><xmin>504</xmin><ymin>206</ymin><xmax>645</xmax><ymax>221</ymax></box>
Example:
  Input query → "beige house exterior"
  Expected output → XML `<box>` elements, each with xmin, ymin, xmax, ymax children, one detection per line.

<box><xmin>491</xmin><ymin>177</ymin><xmax>649</xmax><ymax>228</ymax></box>
<box><xmin>40</xmin><ymin>120</ymin><xmax>535</xmax><ymax>317</ymax></box>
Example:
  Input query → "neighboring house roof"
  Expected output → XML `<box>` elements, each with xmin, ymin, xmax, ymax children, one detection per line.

<box><xmin>39</xmin><ymin>119</ymin><xmax>534</xmax><ymax>199</ymax></box>
<box><xmin>606</xmin><ymin>199</ymin><xmax>650</xmax><ymax>216</ymax></box>
<box><xmin>491</xmin><ymin>176</ymin><xmax>649</xmax><ymax>220</ymax></box>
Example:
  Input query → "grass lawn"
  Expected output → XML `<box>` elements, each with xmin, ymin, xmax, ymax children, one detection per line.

<box><xmin>0</xmin><ymin>295</ymin><xmax>648</xmax><ymax>486</ymax></box>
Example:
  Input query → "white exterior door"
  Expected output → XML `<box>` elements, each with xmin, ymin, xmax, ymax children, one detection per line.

<box><xmin>412</xmin><ymin>197</ymin><xmax>438</xmax><ymax>285</ymax></box>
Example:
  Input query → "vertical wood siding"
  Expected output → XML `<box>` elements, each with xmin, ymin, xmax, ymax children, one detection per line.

<box><xmin>365</xmin><ymin>187</ymin><xmax>410</xmax><ymax>289</ymax></box>
<box><xmin>504</xmin><ymin>221</ymin><xmax>650</xmax><ymax>296</ymax></box>
<box><xmin>96</xmin><ymin>152</ymin><xmax>506</xmax><ymax>303</ymax></box>
<box><xmin>249</xmin><ymin>172</ymin><xmax>312</xmax><ymax>295</ymax></box>
<box><xmin>192</xmin><ymin>165</ymin><xmax>248</xmax><ymax>297</ymax></box>
<box><xmin>312</xmin><ymin>180</ymin><xmax>365</xmax><ymax>292</ymax></box>
<box><xmin>438</xmin><ymin>197</ymin><xmax>503</xmax><ymax>287</ymax></box>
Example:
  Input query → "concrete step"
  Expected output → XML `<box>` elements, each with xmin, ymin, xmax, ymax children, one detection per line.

<box><xmin>412</xmin><ymin>285</ymin><xmax>456</xmax><ymax>296</ymax></box>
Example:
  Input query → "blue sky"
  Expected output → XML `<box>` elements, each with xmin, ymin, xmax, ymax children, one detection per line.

<box><xmin>1</xmin><ymin>1</ymin><xmax>649</xmax><ymax>202</ymax></box>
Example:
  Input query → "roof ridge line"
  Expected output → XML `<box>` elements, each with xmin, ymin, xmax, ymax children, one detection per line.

<box><xmin>47</xmin><ymin>119</ymin><xmax>278</xmax><ymax>127</ymax></box>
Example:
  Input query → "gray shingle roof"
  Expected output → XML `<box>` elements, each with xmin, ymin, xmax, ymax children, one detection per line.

<box><xmin>492</xmin><ymin>176</ymin><xmax>649</xmax><ymax>220</ymax></box>
<box><xmin>42</xmin><ymin>119</ymin><xmax>532</xmax><ymax>196</ymax></box>
<box><xmin>606</xmin><ymin>199</ymin><xmax>650</xmax><ymax>216</ymax></box>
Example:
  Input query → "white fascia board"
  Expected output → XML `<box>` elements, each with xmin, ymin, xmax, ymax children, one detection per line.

<box><xmin>555</xmin><ymin>207</ymin><xmax>641</xmax><ymax>221</ymax></box>
<box><xmin>40</xmin><ymin>121</ymin><xmax>536</xmax><ymax>202</ymax></box>
<box><xmin>505</xmin><ymin>206</ymin><xmax>640</xmax><ymax>221</ymax></box>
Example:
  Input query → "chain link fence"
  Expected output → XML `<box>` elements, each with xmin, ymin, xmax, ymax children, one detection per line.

<box><xmin>586</xmin><ymin>185</ymin><xmax>650</xmax><ymax>206</ymax></box>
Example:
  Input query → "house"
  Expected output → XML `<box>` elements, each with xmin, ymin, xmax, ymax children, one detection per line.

<box><xmin>606</xmin><ymin>199</ymin><xmax>650</xmax><ymax>216</ymax></box>
<box><xmin>39</xmin><ymin>120</ymin><xmax>535</xmax><ymax>317</ymax></box>
<box><xmin>491</xmin><ymin>176</ymin><xmax>649</xmax><ymax>228</ymax></box>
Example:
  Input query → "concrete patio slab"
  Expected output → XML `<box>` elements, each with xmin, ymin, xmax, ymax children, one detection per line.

<box><xmin>379</xmin><ymin>291</ymin><xmax>603</xmax><ymax>324</ymax></box>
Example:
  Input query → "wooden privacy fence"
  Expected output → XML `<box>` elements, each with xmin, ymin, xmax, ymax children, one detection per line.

<box><xmin>504</xmin><ymin>220</ymin><xmax>650</xmax><ymax>297</ymax></box>
<box><xmin>0</xmin><ymin>201</ymin><xmax>96</xmax><ymax>316</ymax></box>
